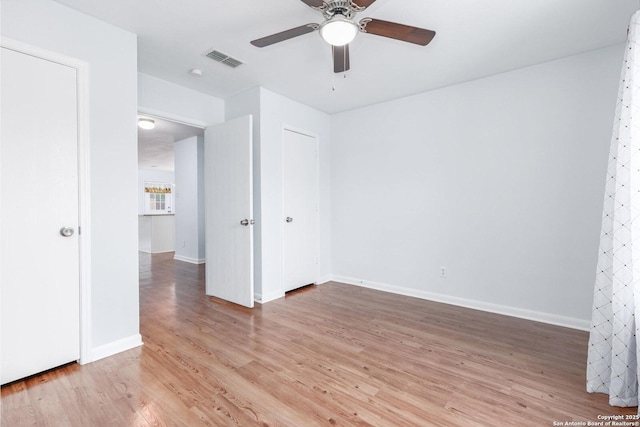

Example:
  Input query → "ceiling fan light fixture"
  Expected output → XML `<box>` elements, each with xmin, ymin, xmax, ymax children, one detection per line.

<box><xmin>138</xmin><ymin>118</ymin><xmax>155</xmax><ymax>130</ymax></box>
<box><xmin>320</xmin><ymin>15</ymin><xmax>358</xmax><ymax>46</ymax></box>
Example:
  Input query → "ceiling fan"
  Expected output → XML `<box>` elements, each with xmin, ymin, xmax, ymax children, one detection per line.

<box><xmin>250</xmin><ymin>0</ymin><xmax>436</xmax><ymax>73</ymax></box>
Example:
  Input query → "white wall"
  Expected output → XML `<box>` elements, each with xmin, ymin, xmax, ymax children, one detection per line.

<box><xmin>138</xmin><ymin>72</ymin><xmax>224</xmax><ymax>126</ymax></box>
<box><xmin>174</xmin><ymin>136</ymin><xmax>205</xmax><ymax>263</ymax></box>
<box><xmin>330</xmin><ymin>44</ymin><xmax>624</xmax><ymax>329</ymax></box>
<box><xmin>226</xmin><ymin>87</ymin><xmax>331</xmax><ymax>303</ymax></box>
<box><xmin>1</xmin><ymin>0</ymin><xmax>141</xmax><ymax>356</ymax></box>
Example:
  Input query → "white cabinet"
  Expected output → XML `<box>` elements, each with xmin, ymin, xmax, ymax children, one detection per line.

<box><xmin>138</xmin><ymin>215</ymin><xmax>175</xmax><ymax>253</ymax></box>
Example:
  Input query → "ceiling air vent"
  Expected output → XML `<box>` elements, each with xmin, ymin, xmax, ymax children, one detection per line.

<box><xmin>204</xmin><ymin>49</ymin><xmax>243</xmax><ymax>68</ymax></box>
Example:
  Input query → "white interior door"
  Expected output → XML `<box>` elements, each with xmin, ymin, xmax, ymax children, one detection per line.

<box><xmin>283</xmin><ymin>129</ymin><xmax>319</xmax><ymax>292</ymax></box>
<box><xmin>204</xmin><ymin>115</ymin><xmax>254</xmax><ymax>307</ymax></box>
<box><xmin>1</xmin><ymin>47</ymin><xmax>80</xmax><ymax>384</ymax></box>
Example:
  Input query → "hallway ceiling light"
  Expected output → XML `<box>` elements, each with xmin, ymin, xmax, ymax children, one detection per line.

<box><xmin>138</xmin><ymin>118</ymin><xmax>155</xmax><ymax>130</ymax></box>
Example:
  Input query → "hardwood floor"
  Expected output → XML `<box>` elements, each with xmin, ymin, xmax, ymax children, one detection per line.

<box><xmin>2</xmin><ymin>252</ymin><xmax>636</xmax><ymax>426</ymax></box>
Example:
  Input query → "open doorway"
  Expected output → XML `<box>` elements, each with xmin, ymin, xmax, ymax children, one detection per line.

<box><xmin>137</xmin><ymin>114</ymin><xmax>205</xmax><ymax>262</ymax></box>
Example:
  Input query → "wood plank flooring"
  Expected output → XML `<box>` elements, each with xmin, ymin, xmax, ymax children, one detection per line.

<box><xmin>1</xmin><ymin>252</ymin><xmax>637</xmax><ymax>426</ymax></box>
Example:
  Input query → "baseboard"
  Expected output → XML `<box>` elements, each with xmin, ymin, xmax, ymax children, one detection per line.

<box><xmin>255</xmin><ymin>276</ymin><xmax>330</xmax><ymax>303</ymax></box>
<box><xmin>255</xmin><ymin>290</ymin><xmax>285</xmax><ymax>304</ymax></box>
<box><xmin>330</xmin><ymin>275</ymin><xmax>591</xmax><ymax>331</ymax></box>
<box><xmin>138</xmin><ymin>249</ymin><xmax>175</xmax><ymax>254</ymax></box>
<box><xmin>316</xmin><ymin>275</ymin><xmax>332</xmax><ymax>285</ymax></box>
<box><xmin>90</xmin><ymin>334</ymin><xmax>143</xmax><ymax>363</ymax></box>
<box><xmin>173</xmin><ymin>254</ymin><xmax>205</xmax><ymax>264</ymax></box>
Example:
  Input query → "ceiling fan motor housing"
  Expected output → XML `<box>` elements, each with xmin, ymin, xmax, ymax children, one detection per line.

<box><xmin>316</xmin><ymin>0</ymin><xmax>365</xmax><ymax>20</ymax></box>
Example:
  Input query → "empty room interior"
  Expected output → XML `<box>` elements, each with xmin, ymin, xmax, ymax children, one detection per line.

<box><xmin>2</xmin><ymin>0</ymin><xmax>640</xmax><ymax>425</ymax></box>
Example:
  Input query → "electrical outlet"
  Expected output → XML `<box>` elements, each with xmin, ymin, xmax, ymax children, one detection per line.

<box><xmin>440</xmin><ymin>266</ymin><xmax>447</xmax><ymax>278</ymax></box>
<box><xmin>182</xmin><ymin>240</ymin><xmax>186</xmax><ymax>248</ymax></box>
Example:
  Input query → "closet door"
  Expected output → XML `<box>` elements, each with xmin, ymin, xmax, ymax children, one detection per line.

<box><xmin>282</xmin><ymin>129</ymin><xmax>319</xmax><ymax>292</ymax></box>
<box><xmin>1</xmin><ymin>47</ymin><xmax>80</xmax><ymax>384</ymax></box>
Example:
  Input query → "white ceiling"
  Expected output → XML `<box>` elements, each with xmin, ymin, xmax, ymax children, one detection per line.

<box><xmin>137</xmin><ymin>116</ymin><xmax>203</xmax><ymax>172</ymax></box>
<box><xmin>54</xmin><ymin>0</ymin><xmax>637</xmax><ymax>114</ymax></box>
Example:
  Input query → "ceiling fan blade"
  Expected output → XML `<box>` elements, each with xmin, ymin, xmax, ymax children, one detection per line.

<box><xmin>352</xmin><ymin>0</ymin><xmax>377</xmax><ymax>9</ymax></box>
<box><xmin>251</xmin><ymin>24</ymin><xmax>318</xmax><ymax>48</ymax></box>
<box><xmin>299</xmin><ymin>0</ymin><xmax>325</xmax><ymax>8</ymax></box>
<box><xmin>359</xmin><ymin>18</ymin><xmax>436</xmax><ymax>46</ymax></box>
<box><xmin>332</xmin><ymin>44</ymin><xmax>350</xmax><ymax>73</ymax></box>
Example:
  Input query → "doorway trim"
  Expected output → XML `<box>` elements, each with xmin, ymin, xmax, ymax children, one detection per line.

<box><xmin>1</xmin><ymin>37</ymin><xmax>93</xmax><ymax>364</ymax></box>
<box><xmin>137</xmin><ymin>107</ymin><xmax>208</xmax><ymax>130</ymax></box>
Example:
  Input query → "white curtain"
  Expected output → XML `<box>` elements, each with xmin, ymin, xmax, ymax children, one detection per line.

<box><xmin>586</xmin><ymin>10</ymin><xmax>640</xmax><ymax>408</ymax></box>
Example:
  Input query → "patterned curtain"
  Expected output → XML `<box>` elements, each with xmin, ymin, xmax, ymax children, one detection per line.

<box><xmin>586</xmin><ymin>10</ymin><xmax>640</xmax><ymax>408</ymax></box>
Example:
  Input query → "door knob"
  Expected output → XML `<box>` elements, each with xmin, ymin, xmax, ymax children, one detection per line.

<box><xmin>285</xmin><ymin>217</ymin><xmax>293</xmax><ymax>223</ymax></box>
<box><xmin>59</xmin><ymin>226</ymin><xmax>75</xmax><ymax>237</ymax></box>
<box><xmin>240</xmin><ymin>219</ymin><xmax>255</xmax><ymax>226</ymax></box>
